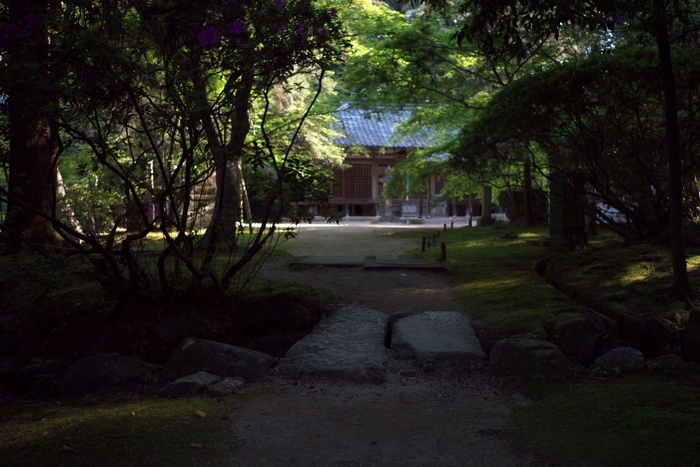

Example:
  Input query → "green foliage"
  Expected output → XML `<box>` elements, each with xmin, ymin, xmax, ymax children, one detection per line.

<box><xmin>0</xmin><ymin>0</ymin><xmax>349</xmax><ymax>299</ymax></box>
<box><xmin>457</xmin><ymin>46</ymin><xmax>700</xmax><ymax>240</ymax></box>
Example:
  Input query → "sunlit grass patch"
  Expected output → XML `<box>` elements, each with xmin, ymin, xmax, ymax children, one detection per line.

<box><xmin>546</xmin><ymin>241</ymin><xmax>700</xmax><ymax>319</ymax></box>
<box><xmin>402</xmin><ymin>224</ymin><xmax>577</xmax><ymax>334</ymax></box>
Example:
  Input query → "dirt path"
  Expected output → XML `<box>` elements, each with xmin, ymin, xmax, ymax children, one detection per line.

<box><xmin>258</xmin><ymin>222</ymin><xmax>466</xmax><ymax>314</ymax></box>
<box><xmin>221</xmin><ymin>221</ymin><xmax>548</xmax><ymax>466</ymax></box>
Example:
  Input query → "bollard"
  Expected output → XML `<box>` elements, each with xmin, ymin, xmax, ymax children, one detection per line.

<box><xmin>444</xmin><ymin>223</ymin><xmax>447</xmax><ymax>231</ymax></box>
<box><xmin>422</xmin><ymin>236</ymin><xmax>426</xmax><ymax>252</ymax></box>
<box><xmin>440</xmin><ymin>242</ymin><xmax>447</xmax><ymax>261</ymax></box>
<box><xmin>451</xmin><ymin>221</ymin><xmax>454</xmax><ymax>229</ymax></box>
<box><xmin>436</xmin><ymin>230</ymin><xmax>440</xmax><ymax>238</ymax></box>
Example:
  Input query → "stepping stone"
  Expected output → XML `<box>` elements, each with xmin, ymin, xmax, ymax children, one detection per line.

<box><xmin>364</xmin><ymin>259</ymin><xmax>446</xmax><ymax>270</ymax></box>
<box><xmin>291</xmin><ymin>255</ymin><xmax>367</xmax><ymax>266</ymax></box>
<box><xmin>391</xmin><ymin>311</ymin><xmax>486</xmax><ymax>366</ymax></box>
<box><xmin>276</xmin><ymin>305</ymin><xmax>390</xmax><ymax>382</ymax></box>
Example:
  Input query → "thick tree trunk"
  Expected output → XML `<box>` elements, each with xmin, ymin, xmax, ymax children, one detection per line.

<box><xmin>653</xmin><ymin>0</ymin><xmax>694</xmax><ymax>299</ymax></box>
<box><xmin>3</xmin><ymin>1</ymin><xmax>64</xmax><ymax>253</ymax></box>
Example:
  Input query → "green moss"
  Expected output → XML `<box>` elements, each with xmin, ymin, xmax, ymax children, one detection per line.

<box><xmin>402</xmin><ymin>225</ymin><xmax>577</xmax><ymax>334</ymax></box>
<box><xmin>0</xmin><ymin>393</ymin><xmax>270</xmax><ymax>466</ymax></box>
<box><xmin>513</xmin><ymin>374</ymin><xmax>700</xmax><ymax>466</ymax></box>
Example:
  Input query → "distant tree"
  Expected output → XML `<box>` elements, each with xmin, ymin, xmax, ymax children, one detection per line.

<box><xmin>456</xmin><ymin>47</ymin><xmax>700</xmax><ymax>239</ymax></box>
<box><xmin>434</xmin><ymin>0</ymin><xmax>700</xmax><ymax>300</ymax></box>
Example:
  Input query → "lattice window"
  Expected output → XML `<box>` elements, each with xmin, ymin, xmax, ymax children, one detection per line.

<box><xmin>332</xmin><ymin>164</ymin><xmax>372</xmax><ymax>199</ymax></box>
<box><xmin>434</xmin><ymin>174</ymin><xmax>447</xmax><ymax>195</ymax></box>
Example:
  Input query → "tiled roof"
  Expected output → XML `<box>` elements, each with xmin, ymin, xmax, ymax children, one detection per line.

<box><xmin>334</xmin><ymin>104</ymin><xmax>436</xmax><ymax>149</ymax></box>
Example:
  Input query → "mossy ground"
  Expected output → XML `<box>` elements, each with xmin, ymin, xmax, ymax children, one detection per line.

<box><xmin>511</xmin><ymin>374</ymin><xmax>700</xmax><ymax>466</ymax></box>
<box><xmin>0</xmin><ymin>391</ymin><xmax>281</xmax><ymax>466</ymax></box>
<box><xmin>403</xmin><ymin>223</ymin><xmax>700</xmax><ymax>465</ymax></box>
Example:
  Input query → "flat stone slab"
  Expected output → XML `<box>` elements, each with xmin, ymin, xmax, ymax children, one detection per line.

<box><xmin>391</xmin><ymin>311</ymin><xmax>486</xmax><ymax>366</ymax></box>
<box><xmin>292</xmin><ymin>256</ymin><xmax>445</xmax><ymax>270</ymax></box>
<box><xmin>364</xmin><ymin>259</ymin><xmax>445</xmax><ymax>270</ymax></box>
<box><xmin>292</xmin><ymin>255</ymin><xmax>367</xmax><ymax>266</ymax></box>
<box><xmin>276</xmin><ymin>305</ymin><xmax>390</xmax><ymax>382</ymax></box>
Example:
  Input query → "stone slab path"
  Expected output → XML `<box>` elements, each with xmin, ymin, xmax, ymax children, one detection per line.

<box><xmin>232</xmin><ymin>221</ymin><xmax>549</xmax><ymax>466</ymax></box>
<box><xmin>276</xmin><ymin>306</ymin><xmax>486</xmax><ymax>381</ymax></box>
<box><xmin>392</xmin><ymin>311</ymin><xmax>486</xmax><ymax>366</ymax></box>
<box><xmin>292</xmin><ymin>256</ymin><xmax>446</xmax><ymax>270</ymax></box>
<box><xmin>276</xmin><ymin>305</ymin><xmax>390</xmax><ymax>381</ymax></box>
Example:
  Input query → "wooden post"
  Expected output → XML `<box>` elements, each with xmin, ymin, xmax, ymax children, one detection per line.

<box><xmin>440</xmin><ymin>242</ymin><xmax>447</xmax><ymax>261</ymax></box>
<box><xmin>450</xmin><ymin>221</ymin><xmax>454</xmax><ymax>229</ymax></box>
<box><xmin>444</xmin><ymin>223</ymin><xmax>447</xmax><ymax>231</ymax></box>
<box><xmin>422</xmin><ymin>236</ymin><xmax>426</xmax><ymax>252</ymax></box>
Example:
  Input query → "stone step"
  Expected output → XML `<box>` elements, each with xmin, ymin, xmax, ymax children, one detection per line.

<box><xmin>275</xmin><ymin>305</ymin><xmax>390</xmax><ymax>382</ymax></box>
<box><xmin>391</xmin><ymin>311</ymin><xmax>486</xmax><ymax>366</ymax></box>
<box><xmin>276</xmin><ymin>308</ymin><xmax>485</xmax><ymax>382</ymax></box>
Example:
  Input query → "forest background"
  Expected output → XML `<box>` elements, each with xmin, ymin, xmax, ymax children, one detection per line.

<box><xmin>3</xmin><ymin>0</ymin><xmax>700</xmax><ymax>302</ymax></box>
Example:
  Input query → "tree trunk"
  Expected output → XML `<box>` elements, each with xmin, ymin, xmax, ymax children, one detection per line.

<box><xmin>523</xmin><ymin>160</ymin><xmax>533</xmax><ymax>226</ymax></box>
<box><xmin>482</xmin><ymin>185</ymin><xmax>493</xmax><ymax>224</ymax></box>
<box><xmin>3</xmin><ymin>1</ymin><xmax>64</xmax><ymax>253</ymax></box>
<box><xmin>653</xmin><ymin>0</ymin><xmax>694</xmax><ymax>299</ymax></box>
<box><xmin>197</xmin><ymin>74</ymin><xmax>253</xmax><ymax>249</ymax></box>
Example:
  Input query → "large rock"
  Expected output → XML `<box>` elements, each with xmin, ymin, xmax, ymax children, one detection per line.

<box><xmin>552</xmin><ymin>309</ymin><xmax>616</xmax><ymax>366</ymax></box>
<box><xmin>639</xmin><ymin>316</ymin><xmax>674</xmax><ymax>359</ymax></box>
<box><xmin>276</xmin><ymin>305</ymin><xmax>390</xmax><ymax>382</ymax></box>
<box><xmin>159</xmin><ymin>371</ymin><xmax>221</xmax><ymax>397</ymax></box>
<box><xmin>209</xmin><ymin>377</ymin><xmax>246</xmax><ymax>397</ymax></box>
<box><xmin>592</xmin><ymin>347</ymin><xmax>645</xmax><ymax>375</ymax></box>
<box><xmin>160</xmin><ymin>338</ymin><xmax>275</xmax><ymax>383</ymax></box>
<box><xmin>60</xmin><ymin>353</ymin><xmax>158</xmax><ymax>399</ymax></box>
<box><xmin>391</xmin><ymin>311</ymin><xmax>485</xmax><ymax>366</ymax></box>
<box><xmin>490</xmin><ymin>339</ymin><xmax>570</xmax><ymax>383</ymax></box>
<box><xmin>681</xmin><ymin>310</ymin><xmax>700</xmax><ymax>363</ymax></box>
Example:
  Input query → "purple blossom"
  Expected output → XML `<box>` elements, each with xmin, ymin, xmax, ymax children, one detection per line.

<box><xmin>296</xmin><ymin>23</ymin><xmax>307</xmax><ymax>36</ymax></box>
<box><xmin>226</xmin><ymin>21</ymin><xmax>247</xmax><ymax>34</ymax></box>
<box><xmin>273</xmin><ymin>0</ymin><xmax>286</xmax><ymax>8</ymax></box>
<box><xmin>23</xmin><ymin>13</ymin><xmax>42</xmax><ymax>30</ymax></box>
<box><xmin>2</xmin><ymin>23</ymin><xmax>21</xmax><ymax>39</ymax></box>
<box><xmin>313</xmin><ymin>27</ymin><xmax>328</xmax><ymax>37</ymax></box>
<box><xmin>276</xmin><ymin>23</ymin><xmax>285</xmax><ymax>33</ymax></box>
<box><xmin>329</xmin><ymin>8</ymin><xmax>338</xmax><ymax>17</ymax></box>
<box><xmin>198</xmin><ymin>26</ymin><xmax>221</xmax><ymax>46</ymax></box>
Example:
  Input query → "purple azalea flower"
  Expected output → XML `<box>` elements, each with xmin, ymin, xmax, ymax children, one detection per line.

<box><xmin>276</xmin><ymin>23</ymin><xmax>285</xmax><ymax>33</ymax></box>
<box><xmin>273</xmin><ymin>0</ymin><xmax>286</xmax><ymax>8</ymax></box>
<box><xmin>226</xmin><ymin>21</ymin><xmax>247</xmax><ymax>34</ymax></box>
<box><xmin>296</xmin><ymin>23</ymin><xmax>306</xmax><ymax>36</ymax></box>
<box><xmin>198</xmin><ymin>26</ymin><xmax>221</xmax><ymax>46</ymax></box>
<box><xmin>313</xmin><ymin>27</ymin><xmax>329</xmax><ymax>37</ymax></box>
<box><xmin>329</xmin><ymin>8</ymin><xmax>338</xmax><ymax>17</ymax></box>
<box><xmin>2</xmin><ymin>23</ymin><xmax>21</xmax><ymax>39</ymax></box>
<box><xmin>23</xmin><ymin>13</ymin><xmax>42</xmax><ymax>30</ymax></box>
